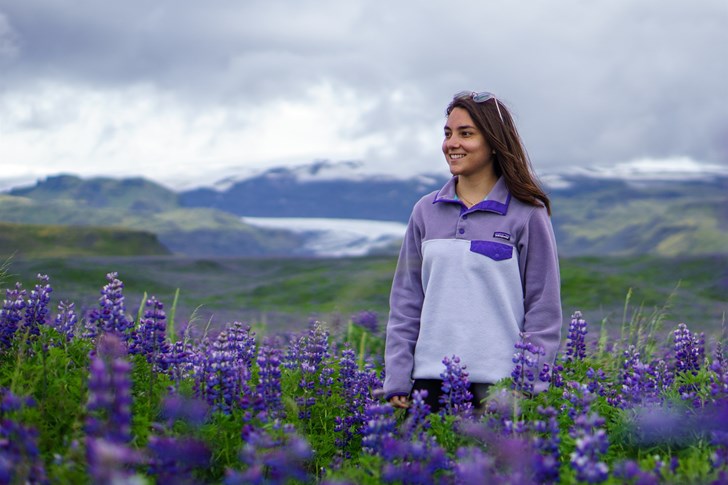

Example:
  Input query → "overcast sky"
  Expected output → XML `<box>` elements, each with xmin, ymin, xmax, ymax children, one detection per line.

<box><xmin>1</xmin><ymin>0</ymin><xmax>726</xmax><ymax>188</ymax></box>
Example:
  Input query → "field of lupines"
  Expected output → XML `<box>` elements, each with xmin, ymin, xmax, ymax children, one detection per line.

<box><xmin>2</xmin><ymin>269</ymin><xmax>728</xmax><ymax>484</ymax></box>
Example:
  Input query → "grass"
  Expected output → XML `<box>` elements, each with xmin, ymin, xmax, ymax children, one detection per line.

<box><xmin>3</xmin><ymin>254</ymin><xmax>726</xmax><ymax>339</ymax></box>
<box><xmin>0</xmin><ymin>221</ymin><xmax>170</xmax><ymax>258</ymax></box>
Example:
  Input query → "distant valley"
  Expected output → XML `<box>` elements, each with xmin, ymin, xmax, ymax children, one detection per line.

<box><xmin>1</xmin><ymin>160</ymin><xmax>727</xmax><ymax>258</ymax></box>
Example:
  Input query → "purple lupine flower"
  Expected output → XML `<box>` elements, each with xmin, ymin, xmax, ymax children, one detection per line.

<box><xmin>351</xmin><ymin>310</ymin><xmax>378</xmax><ymax>333</ymax></box>
<box><xmin>85</xmin><ymin>333</ymin><xmax>133</xmax><ymax>444</ymax></box>
<box><xmin>380</xmin><ymin>434</ymin><xmax>450</xmax><ymax>484</ymax></box>
<box><xmin>226</xmin><ymin>424</ymin><xmax>312</xmax><ymax>485</ymax></box>
<box><xmin>195</xmin><ymin>335</ymin><xmax>249</xmax><ymax>414</ymax></box>
<box><xmin>511</xmin><ymin>340</ymin><xmax>545</xmax><ymax>395</ymax></box>
<box><xmin>0</xmin><ymin>389</ymin><xmax>47</xmax><ymax>484</ymax></box>
<box><xmin>286</xmin><ymin>323</ymin><xmax>330</xmax><ymax>420</ymax></box>
<box><xmin>532</xmin><ymin>405</ymin><xmax>561</xmax><ymax>484</ymax></box>
<box><xmin>565</xmin><ymin>311</ymin><xmax>588</xmax><ymax>362</ymax></box>
<box><xmin>360</xmin><ymin>403</ymin><xmax>397</xmax><ymax>455</ymax></box>
<box><xmin>85</xmin><ymin>272</ymin><xmax>133</xmax><ymax>340</ymax></box>
<box><xmin>401</xmin><ymin>389</ymin><xmax>431</xmax><ymax>441</ymax></box>
<box><xmin>160</xmin><ymin>394</ymin><xmax>209</xmax><ymax>428</ymax></box>
<box><xmin>334</xmin><ymin>347</ymin><xmax>365</xmax><ymax>452</ymax></box>
<box><xmin>439</xmin><ymin>355</ymin><xmax>473</xmax><ymax>416</ymax></box>
<box><xmin>255</xmin><ymin>343</ymin><xmax>285</xmax><ymax>420</ymax></box>
<box><xmin>613</xmin><ymin>460</ymin><xmax>659</xmax><ymax>485</ymax></box>
<box><xmin>53</xmin><ymin>300</ymin><xmax>77</xmax><ymax>340</ymax></box>
<box><xmin>0</xmin><ymin>283</ymin><xmax>26</xmax><ymax>350</ymax></box>
<box><xmin>164</xmin><ymin>340</ymin><xmax>195</xmax><ymax>391</ymax></box>
<box><xmin>454</xmin><ymin>447</ymin><xmax>497</xmax><ymax>484</ymax></box>
<box><xmin>711</xmin><ymin>357</ymin><xmax>728</xmax><ymax>401</ymax></box>
<box><xmin>147</xmin><ymin>435</ymin><xmax>211</xmax><ymax>482</ymax></box>
<box><xmin>22</xmin><ymin>274</ymin><xmax>52</xmax><ymax>338</ymax></box>
<box><xmin>569</xmin><ymin>411</ymin><xmax>609</xmax><ymax>483</ymax></box>
<box><xmin>673</xmin><ymin>323</ymin><xmax>705</xmax><ymax>375</ymax></box>
<box><xmin>129</xmin><ymin>296</ymin><xmax>170</xmax><ymax>371</ymax></box>
<box><xmin>86</xmin><ymin>437</ymin><xmax>141</xmax><ymax>484</ymax></box>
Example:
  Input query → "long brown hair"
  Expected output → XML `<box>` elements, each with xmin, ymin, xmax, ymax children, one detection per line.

<box><xmin>446</xmin><ymin>94</ymin><xmax>551</xmax><ymax>215</ymax></box>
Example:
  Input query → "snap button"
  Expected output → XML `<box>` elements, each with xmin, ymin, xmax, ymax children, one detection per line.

<box><xmin>458</xmin><ymin>228</ymin><xmax>465</xmax><ymax>235</ymax></box>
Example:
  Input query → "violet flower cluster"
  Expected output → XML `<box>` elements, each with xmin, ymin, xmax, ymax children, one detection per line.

<box><xmin>673</xmin><ymin>323</ymin><xmax>705</xmax><ymax>375</ymax></box>
<box><xmin>226</xmin><ymin>424</ymin><xmax>312</xmax><ymax>485</ymax></box>
<box><xmin>511</xmin><ymin>340</ymin><xmax>546</xmax><ymax>395</ymax></box>
<box><xmin>0</xmin><ymin>389</ymin><xmax>46</xmax><ymax>484</ymax></box>
<box><xmin>85</xmin><ymin>333</ymin><xmax>138</xmax><ymax>483</ymax></box>
<box><xmin>255</xmin><ymin>343</ymin><xmax>285</xmax><ymax>421</ymax></box>
<box><xmin>439</xmin><ymin>355</ymin><xmax>473</xmax><ymax>416</ymax></box>
<box><xmin>565</xmin><ymin>310</ymin><xmax>588</xmax><ymax>362</ymax></box>
<box><xmin>22</xmin><ymin>274</ymin><xmax>52</xmax><ymax>338</ymax></box>
<box><xmin>84</xmin><ymin>272</ymin><xmax>133</xmax><ymax>340</ymax></box>
<box><xmin>351</xmin><ymin>310</ymin><xmax>378</xmax><ymax>333</ymax></box>
<box><xmin>194</xmin><ymin>323</ymin><xmax>257</xmax><ymax>414</ymax></box>
<box><xmin>85</xmin><ymin>333</ymin><xmax>133</xmax><ymax>444</ymax></box>
<box><xmin>0</xmin><ymin>282</ymin><xmax>26</xmax><ymax>350</ymax></box>
<box><xmin>129</xmin><ymin>296</ymin><xmax>171</xmax><ymax>371</ymax></box>
<box><xmin>53</xmin><ymin>300</ymin><xmax>77</xmax><ymax>340</ymax></box>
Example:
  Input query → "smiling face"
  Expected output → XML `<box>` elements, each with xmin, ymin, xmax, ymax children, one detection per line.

<box><xmin>442</xmin><ymin>107</ymin><xmax>494</xmax><ymax>180</ymax></box>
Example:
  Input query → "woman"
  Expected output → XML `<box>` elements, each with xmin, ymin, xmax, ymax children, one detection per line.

<box><xmin>384</xmin><ymin>91</ymin><xmax>562</xmax><ymax>411</ymax></box>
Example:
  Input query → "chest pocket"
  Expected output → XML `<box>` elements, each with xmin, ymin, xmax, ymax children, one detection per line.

<box><xmin>470</xmin><ymin>240</ymin><xmax>513</xmax><ymax>261</ymax></box>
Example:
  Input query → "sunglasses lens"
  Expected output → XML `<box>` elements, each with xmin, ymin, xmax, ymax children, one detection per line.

<box><xmin>472</xmin><ymin>92</ymin><xmax>495</xmax><ymax>103</ymax></box>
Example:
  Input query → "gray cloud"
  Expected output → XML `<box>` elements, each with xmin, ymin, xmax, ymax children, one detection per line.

<box><xmin>0</xmin><ymin>0</ymin><xmax>726</xmax><ymax>184</ymax></box>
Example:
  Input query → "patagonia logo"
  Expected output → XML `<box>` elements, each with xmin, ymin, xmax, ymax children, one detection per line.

<box><xmin>493</xmin><ymin>231</ymin><xmax>511</xmax><ymax>241</ymax></box>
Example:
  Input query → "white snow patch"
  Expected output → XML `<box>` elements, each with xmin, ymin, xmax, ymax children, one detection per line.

<box><xmin>242</xmin><ymin>216</ymin><xmax>407</xmax><ymax>257</ymax></box>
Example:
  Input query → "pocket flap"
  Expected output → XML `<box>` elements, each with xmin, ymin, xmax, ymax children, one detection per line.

<box><xmin>470</xmin><ymin>240</ymin><xmax>513</xmax><ymax>261</ymax></box>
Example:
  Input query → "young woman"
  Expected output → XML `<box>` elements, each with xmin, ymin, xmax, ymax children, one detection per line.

<box><xmin>384</xmin><ymin>91</ymin><xmax>562</xmax><ymax>411</ymax></box>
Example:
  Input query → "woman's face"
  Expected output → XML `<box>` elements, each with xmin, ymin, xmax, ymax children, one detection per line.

<box><xmin>442</xmin><ymin>107</ymin><xmax>494</xmax><ymax>179</ymax></box>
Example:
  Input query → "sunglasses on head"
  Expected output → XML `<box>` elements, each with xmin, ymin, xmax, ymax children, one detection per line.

<box><xmin>453</xmin><ymin>91</ymin><xmax>504</xmax><ymax>123</ymax></box>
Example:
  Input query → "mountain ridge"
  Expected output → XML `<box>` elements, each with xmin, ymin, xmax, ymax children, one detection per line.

<box><xmin>2</xmin><ymin>161</ymin><xmax>727</xmax><ymax>257</ymax></box>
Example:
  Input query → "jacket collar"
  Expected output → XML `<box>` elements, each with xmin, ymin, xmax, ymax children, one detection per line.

<box><xmin>433</xmin><ymin>176</ymin><xmax>511</xmax><ymax>215</ymax></box>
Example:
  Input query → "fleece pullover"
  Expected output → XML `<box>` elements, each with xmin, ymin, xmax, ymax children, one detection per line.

<box><xmin>384</xmin><ymin>176</ymin><xmax>562</xmax><ymax>399</ymax></box>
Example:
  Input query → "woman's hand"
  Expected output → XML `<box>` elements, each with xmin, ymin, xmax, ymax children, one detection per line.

<box><xmin>389</xmin><ymin>395</ymin><xmax>410</xmax><ymax>409</ymax></box>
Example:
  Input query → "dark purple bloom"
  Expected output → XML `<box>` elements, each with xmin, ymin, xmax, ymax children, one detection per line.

<box><xmin>194</xmin><ymin>322</ymin><xmax>257</xmax><ymax>413</ymax></box>
<box><xmin>532</xmin><ymin>405</ymin><xmax>561</xmax><ymax>484</ymax></box>
<box><xmin>613</xmin><ymin>460</ymin><xmax>659</xmax><ymax>485</ymax></box>
<box><xmin>569</xmin><ymin>411</ymin><xmax>609</xmax><ymax>483</ymax></box>
<box><xmin>129</xmin><ymin>296</ymin><xmax>171</xmax><ymax>371</ymax></box>
<box><xmin>86</xmin><ymin>437</ymin><xmax>141</xmax><ymax>484</ymax></box>
<box><xmin>0</xmin><ymin>389</ymin><xmax>46</xmax><ymax>484</ymax></box>
<box><xmin>160</xmin><ymin>395</ymin><xmax>209</xmax><ymax>427</ymax></box>
<box><xmin>351</xmin><ymin>310</ymin><xmax>378</xmax><ymax>333</ymax></box>
<box><xmin>85</xmin><ymin>272</ymin><xmax>133</xmax><ymax>340</ymax></box>
<box><xmin>53</xmin><ymin>300</ymin><xmax>77</xmax><ymax>340</ymax></box>
<box><xmin>565</xmin><ymin>311</ymin><xmax>588</xmax><ymax>362</ymax></box>
<box><xmin>255</xmin><ymin>343</ymin><xmax>285</xmax><ymax>420</ymax></box>
<box><xmin>226</xmin><ymin>424</ymin><xmax>312</xmax><ymax>485</ymax></box>
<box><xmin>284</xmin><ymin>323</ymin><xmax>330</xmax><ymax>420</ymax></box>
<box><xmin>22</xmin><ymin>274</ymin><xmax>52</xmax><ymax>338</ymax></box>
<box><xmin>0</xmin><ymin>283</ymin><xmax>26</xmax><ymax>349</ymax></box>
<box><xmin>360</xmin><ymin>403</ymin><xmax>397</xmax><ymax>455</ymax></box>
<box><xmin>511</xmin><ymin>340</ymin><xmax>545</xmax><ymax>395</ymax></box>
<box><xmin>439</xmin><ymin>355</ymin><xmax>473</xmax><ymax>416</ymax></box>
<box><xmin>85</xmin><ymin>333</ymin><xmax>133</xmax><ymax>444</ymax></box>
<box><xmin>147</xmin><ymin>435</ymin><xmax>211</xmax><ymax>481</ymax></box>
<box><xmin>673</xmin><ymin>323</ymin><xmax>705</xmax><ymax>375</ymax></box>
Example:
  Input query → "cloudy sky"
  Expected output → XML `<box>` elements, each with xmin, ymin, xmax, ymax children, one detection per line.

<box><xmin>1</xmin><ymin>0</ymin><xmax>726</xmax><ymax>189</ymax></box>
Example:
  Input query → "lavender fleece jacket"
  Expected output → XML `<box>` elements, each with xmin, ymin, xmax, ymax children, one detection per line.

<box><xmin>384</xmin><ymin>176</ymin><xmax>562</xmax><ymax>399</ymax></box>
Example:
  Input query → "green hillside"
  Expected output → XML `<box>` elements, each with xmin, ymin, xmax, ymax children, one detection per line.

<box><xmin>0</xmin><ymin>176</ymin><xmax>304</xmax><ymax>257</ymax></box>
<box><xmin>0</xmin><ymin>221</ymin><xmax>170</xmax><ymax>257</ymax></box>
<box><xmin>4</xmin><ymin>254</ymin><xmax>726</xmax><ymax>337</ymax></box>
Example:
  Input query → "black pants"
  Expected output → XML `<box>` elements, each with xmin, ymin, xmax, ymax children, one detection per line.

<box><xmin>411</xmin><ymin>379</ymin><xmax>491</xmax><ymax>413</ymax></box>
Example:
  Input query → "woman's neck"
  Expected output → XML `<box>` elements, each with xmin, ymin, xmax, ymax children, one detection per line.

<box><xmin>456</xmin><ymin>171</ymin><xmax>498</xmax><ymax>207</ymax></box>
